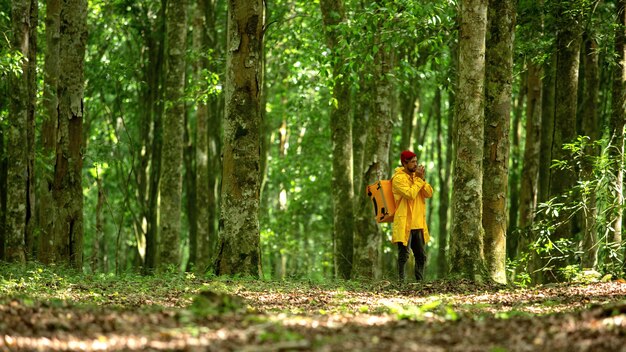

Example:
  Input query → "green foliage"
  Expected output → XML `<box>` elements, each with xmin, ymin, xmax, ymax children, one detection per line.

<box><xmin>514</xmin><ymin>136</ymin><xmax>626</xmax><ymax>285</ymax></box>
<box><xmin>385</xmin><ymin>299</ymin><xmax>459</xmax><ymax>322</ymax></box>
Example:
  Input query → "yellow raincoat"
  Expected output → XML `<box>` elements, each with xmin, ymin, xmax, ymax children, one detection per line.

<box><xmin>391</xmin><ymin>167</ymin><xmax>434</xmax><ymax>245</ymax></box>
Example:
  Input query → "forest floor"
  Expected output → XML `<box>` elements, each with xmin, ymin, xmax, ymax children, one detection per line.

<box><xmin>0</xmin><ymin>265</ymin><xmax>625</xmax><ymax>351</ymax></box>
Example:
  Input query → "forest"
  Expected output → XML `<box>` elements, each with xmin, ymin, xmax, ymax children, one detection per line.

<box><xmin>1</xmin><ymin>0</ymin><xmax>626</xmax><ymax>350</ymax></box>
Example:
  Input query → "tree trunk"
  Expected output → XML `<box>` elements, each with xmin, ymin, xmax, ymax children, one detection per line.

<box><xmin>214</xmin><ymin>0</ymin><xmax>264</xmax><ymax>278</ymax></box>
<box><xmin>184</xmin><ymin>103</ymin><xmax>197</xmax><ymax>271</ymax></box>
<box><xmin>194</xmin><ymin>0</ymin><xmax>211</xmax><ymax>272</ymax></box>
<box><xmin>92</xmin><ymin>176</ymin><xmax>104</xmax><ymax>273</ymax></box>
<box><xmin>450</xmin><ymin>0</ymin><xmax>488</xmax><ymax>281</ymax></box>
<box><xmin>142</xmin><ymin>0</ymin><xmax>167</xmax><ymax>274</ymax></box>
<box><xmin>38</xmin><ymin>0</ymin><xmax>61</xmax><ymax>265</ymax></box>
<box><xmin>158</xmin><ymin>0</ymin><xmax>188</xmax><ymax>270</ymax></box>
<box><xmin>436</xmin><ymin>85</ymin><xmax>451</xmax><ymax>279</ymax></box>
<box><xmin>517</xmin><ymin>63</ymin><xmax>542</xmax><ymax>255</ymax></box>
<box><xmin>580</xmin><ymin>33</ymin><xmax>600</xmax><ymax>270</ymax></box>
<box><xmin>545</xmin><ymin>1</ymin><xmax>582</xmax><ymax>282</ymax></box>
<box><xmin>206</xmin><ymin>0</ymin><xmax>223</xmax><ymax>263</ymax></box>
<box><xmin>539</xmin><ymin>54</ymin><xmax>556</xmax><ymax>205</ymax></box>
<box><xmin>0</xmin><ymin>126</ymin><xmax>6</xmax><ymax>260</ymax></box>
<box><xmin>483</xmin><ymin>0</ymin><xmax>515</xmax><ymax>284</ymax></box>
<box><xmin>52</xmin><ymin>0</ymin><xmax>88</xmax><ymax>268</ymax></box>
<box><xmin>6</xmin><ymin>0</ymin><xmax>35</xmax><ymax>263</ymax></box>
<box><xmin>507</xmin><ymin>72</ymin><xmax>525</xmax><ymax>236</ymax></box>
<box><xmin>320</xmin><ymin>0</ymin><xmax>354</xmax><ymax>280</ymax></box>
<box><xmin>609</xmin><ymin>0</ymin><xmax>626</xmax><ymax>269</ymax></box>
<box><xmin>352</xmin><ymin>9</ymin><xmax>394</xmax><ymax>280</ymax></box>
<box><xmin>25</xmin><ymin>0</ymin><xmax>37</xmax><ymax>260</ymax></box>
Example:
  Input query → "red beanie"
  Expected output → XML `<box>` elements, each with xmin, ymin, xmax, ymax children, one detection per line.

<box><xmin>400</xmin><ymin>150</ymin><xmax>417</xmax><ymax>164</ymax></box>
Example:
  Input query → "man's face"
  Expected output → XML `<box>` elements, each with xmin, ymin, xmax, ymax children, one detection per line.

<box><xmin>404</xmin><ymin>157</ymin><xmax>418</xmax><ymax>173</ymax></box>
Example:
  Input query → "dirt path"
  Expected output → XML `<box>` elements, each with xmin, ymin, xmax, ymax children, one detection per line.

<box><xmin>1</xmin><ymin>280</ymin><xmax>625</xmax><ymax>351</ymax></box>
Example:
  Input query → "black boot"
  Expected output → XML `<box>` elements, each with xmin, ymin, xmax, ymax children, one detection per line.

<box><xmin>398</xmin><ymin>261</ymin><xmax>406</xmax><ymax>283</ymax></box>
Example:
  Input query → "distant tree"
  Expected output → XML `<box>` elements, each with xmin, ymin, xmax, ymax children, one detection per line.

<box><xmin>437</xmin><ymin>42</ymin><xmax>456</xmax><ymax>279</ymax></box>
<box><xmin>320</xmin><ymin>0</ymin><xmax>354</xmax><ymax>280</ymax></box>
<box><xmin>609</xmin><ymin>0</ymin><xmax>625</xmax><ymax>269</ymax></box>
<box><xmin>450</xmin><ymin>0</ymin><xmax>488</xmax><ymax>281</ymax></box>
<box><xmin>580</xmin><ymin>32</ymin><xmax>600</xmax><ymax>270</ymax></box>
<box><xmin>544</xmin><ymin>0</ymin><xmax>583</xmax><ymax>282</ymax></box>
<box><xmin>214</xmin><ymin>0</ymin><xmax>264</xmax><ymax>277</ymax></box>
<box><xmin>517</xmin><ymin>0</ymin><xmax>543</xmax><ymax>262</ymax></box>
<box><xmin>158</xmin><ymin>0</ymin><xmax>188</xmax><ymax>270</ymax></box>
<box><xmin>193</xmin><ymin>0</ymin><xmax>210</xmax><ymax>272</ymax></box>
<box><xmin>142</xmin><ymin>0</ymin><xmax>167</xmax><ymax>273</ymax></box>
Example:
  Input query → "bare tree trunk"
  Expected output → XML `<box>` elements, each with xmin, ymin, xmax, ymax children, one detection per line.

<box><xmin>320</xmin><ymin>0</ymin><xmax>354</xmax><ymax>280</ymax></box>
<box><xmin>184</xmin><ymin>107</ymin><xmax>197</xmax><ymax>270</ymax></box>
<box><xmin>353</xmin><ymin>8</ymin><xmax>394</xmax><ymax>280</ymax></box>
<box><xmin>38</xmin><ymin>0</ymin><xmax>61</xmax><ymax>264</ymax></box>
<box><xmin>52</xmin><ymin>0</ymin><xmax>88</xmax><ymax>268</ymax></box>
<box><xmin>436</xmin><ymin>85</ymin><xmax>451</xmax><ymax>279</ymax></box>
<box><xmin>483</xmin><ymin>0</ymin><xmax>515</xmax><ymax>284</ymax></box>
<box><xmin>25</xmin><ymin>0</ymin><xmax>37</xmax><ymax>260</ymax></box>
<box><xmin>507</xmin><ymin>72</ymin><xmax>525</xmax><ymax>236</ymax></box>
<box><xmin>517</xmin><ymin>63</ymin><xmax>542</xmax><ymax>255</ymax></box>
<box><xmin>544</xmin><ymin>1</ymin><xmax>582</xmax><ymax>282</ymax></box>
<box><xmin>450</xmin><ymin>0</ymin><xmax>488</xmax><ymax>281</ymax></box>
<box><xmin>609</xmin><ymin>0</ymin><xmax>626</xmax><ymax>269</ymax></box>
<box><xmin>206</xmin><ymin>0</ymin><xmax>223</xmax><ymax>263</ymax></box>
<box><xmin>214</xmin><ymin>0</ymin><xmax>264</xmax><ymax>277</ymax></box>
<box><xmin>143</xmin><ymin>0</ymin><xmax>167</xmax><ymax>274</ymax></box>
<box><xmin>580</xmin><ymin>33</ymin><xmax>600</xmax><ymax>270</ymax></box>
<box><xmin>92</xmin><ymin>176</ymin><xmax>104</xmax><ymax>273</ymax></box>
<box><xmin>6</xmin><ymin>0</ymin><xmax>35</xmax><ymax>263</ymax></box>
<box><xmin>194</xmin><ymin>0</ymin><xmax>211</xmax><ymax>272</ymax></box>
<box><xmin>158</xmin><ymin>0</ymin><xmax>188</xmax><ymax>270</ymax></box>
<box><xmin>0</xmin><ymin>127</ymin><xmax>6</xmax><ymax>260</ymax></box>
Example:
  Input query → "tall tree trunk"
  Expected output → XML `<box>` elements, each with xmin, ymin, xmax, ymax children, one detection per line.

<box><xmin>52</xmin><ymin>0</ymin><xmax>88</xmax><ymax>268</ymax></box>
<box><xmin>206</xmin><ymin>0</ymin><xmax>223</xmax><ymax>263</ymax></box>
<box><xmin>214</xmin><ymin>0</ymin><xmax>264</xmax><ymax>277</ymax></box>
<box><xmin>517</xmin><ymin>63</ymin><xmax>543</xmax><ymax>256</ymax></box>
<box><xmin>25</xmin><ymin>0</ymin><xmax>37</xmax><ymax>260</ymax></box>
<box><xmin>353</xmin><ymin>8</ymin><xmax>394</xmax><ymax>280</ymax></box>
<box><xmin>545</xmin><ymin>1</ymin><xmax>582</xmax><ymax>282</ymax></box>
<box><xmin>158</xmin><ymin>0</ymin><xmax>188</xmax><ymax>270</ymax></box>
<box><xmin>450</xmin><ymin>0</ymin><xmax>488</xmax><ymax>281</ymax></box>
<box><xmin>436</xmin><ymin>85</ymin><xmax>451</xmax><ymax>279</ymax></box>
<box><xmin>143</xmin><ymin>0</ymin><xmax>167</xmax><ymax>274</ymax></box>
<box><xmin>483</xmin><ymin>0</ymin><xmax>515</xmax><ymax>284</ymax></box>
<box><xmin>507</xmin><ymin>73</ymin><xmax>525</xmax><ymax>236</ymax></box>
<box><xmin>184</xmin><ymin>103</ymin><xmax>197</xmax><ymax>271</ymax></box>
<box><xmin>320</xmin><ymin>0</ymin><xmax>354</xmax><ymax>280</ymax></box>
<box><xmin>539</xmin><ymin>54</ymin><xmax>556</xmax><ymax>205</ymax></box>
<box><xmin>609</xmin><ymin>0</ymin><xmax>626</xmax><ymax>269</ymax></box>
<box><xmin>92</xmin><ymin>176</ymin><xmax>104</xmax><ymax>273</ymax></box>
<box><xmin>6</xmin><ymin>0</ymin><xmax>35</xmax><ymax>263</ymax></box>
<box><xmin>580</xmin><ymin>33</ymin><xmax>600</xmax><ymax>270</ymax></box>
<box><xmin>0</xmin><ymin>126</ymin><xmax>6</xmax><ymax>260</ymax></box>
<box><xmin>194</xmin><ymin>0</ymin><xmax>211</xmax><ymax>272</ymax></box>
<box><xmin>531</xmin><ymin>52</ymin><xmax>556</xmax><ymax>283</ymax></box>
<box><xmin>39</xmin><ymin>0</ymin><xmax>61</xmax><ymax>265</ymax></box>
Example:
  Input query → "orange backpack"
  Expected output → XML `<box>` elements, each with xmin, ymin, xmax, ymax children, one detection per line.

<box><xmin>366</xmin><ymin>180</ymin><xmax>397</xmax><ymax>223</ymax></box>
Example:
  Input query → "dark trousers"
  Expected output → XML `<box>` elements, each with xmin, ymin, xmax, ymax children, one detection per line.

<box><xmin>397</xmin><ymin>229</ymin><xmax>426</xmax><ymax>281</ymax></box>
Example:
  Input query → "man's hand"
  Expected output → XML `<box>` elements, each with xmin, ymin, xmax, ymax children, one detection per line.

<box><xmin>416</xmin><ymin>165</ymin><xmax>425</xmax><ymax>179</ymax></box>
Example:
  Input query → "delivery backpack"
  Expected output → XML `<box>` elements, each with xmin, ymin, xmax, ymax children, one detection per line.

<box><xmin>366</xmin><ymin>179</ymin><xmax>397</xmax><ymax>223</ymax></box>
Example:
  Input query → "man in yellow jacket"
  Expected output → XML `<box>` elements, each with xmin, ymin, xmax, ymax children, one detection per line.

<box><xmin>391</xmin><ymin>150</ymin><xmax>434</xmax><ymax>282</ymax></box>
